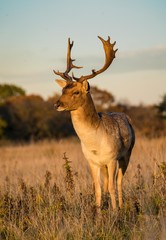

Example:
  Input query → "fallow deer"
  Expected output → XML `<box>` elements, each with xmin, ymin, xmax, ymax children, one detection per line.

<box><xmin>53</xmin><ymin>36</ymin><xmax>135</xmax><ymax>210</ymax></box>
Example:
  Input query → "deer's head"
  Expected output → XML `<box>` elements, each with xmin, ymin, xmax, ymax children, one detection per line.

<box><xmin>54</xmin><ymin>36</ymin><xmax>117</xmax><ymax>112</ymax></box>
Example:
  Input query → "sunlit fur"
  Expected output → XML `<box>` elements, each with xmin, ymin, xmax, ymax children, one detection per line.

<box><xmin>55</xmin><ymin>79</ymin><xmax>135</xmax><ymax>210</ymax></box>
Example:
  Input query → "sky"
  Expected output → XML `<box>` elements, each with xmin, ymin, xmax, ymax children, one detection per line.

<box><xmin>0</xmin><ymin>0</ymin><xmax>166</xmax><ymax>105</ymax></box>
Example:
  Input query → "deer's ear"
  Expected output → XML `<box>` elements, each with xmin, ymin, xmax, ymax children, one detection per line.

<box><xmin>82</xmin><ymin>80</ymin><xmax>90</xmax><ymax>93</ymax></box>
<box><xmin>55</xmin><ymin>79</ymin><xmax>67</xmax><ymax>88</ymax></box>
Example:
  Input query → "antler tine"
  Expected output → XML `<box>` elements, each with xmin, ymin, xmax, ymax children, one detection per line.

<box><xmin>73</xmin><ymin>36</ymin><xmax>118</xmax><ymax>82</ymax></box>
<box><xmin>66</xmin><ymin>38</ymin><xmax>82</xmax><ymax>72</ymax></box>
<box><xmin>53</xmin><ymin>38</ymin><xmax>82</xmax><ymax>82</ymax></box>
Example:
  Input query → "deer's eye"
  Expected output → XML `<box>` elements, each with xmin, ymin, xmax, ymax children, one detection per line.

<box><xmin>73</xmin><ymin>91</ymin><xmax>80</xmax><ymax>95</ymax></box>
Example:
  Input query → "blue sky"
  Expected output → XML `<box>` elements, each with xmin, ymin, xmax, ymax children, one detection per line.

<box><xmin>0</xmin><ymin>0</ymin><xmax>166</xmax><ymax>105</ymax></box>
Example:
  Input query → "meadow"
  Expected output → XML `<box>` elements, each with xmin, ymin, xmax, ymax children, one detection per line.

<box><xmin>0</xmin><ymin>136</ymin><xmax>165</xmax><ymax>239</ymax></box>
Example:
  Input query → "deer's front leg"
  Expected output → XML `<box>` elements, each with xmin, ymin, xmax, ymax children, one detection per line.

<box><xmin>89</xmin><ymin>163</ymin><xmax>101</xmax><ymax>208</ymax></box>
<box><xmin>107</xmin><ymin>160</ymin><xmax>117</xmax><ymax>210</ymax></box>
<box><xmin>101</xmin><ymin>165</ymin><xmax>108</xmax><ymax>194</ymax></box>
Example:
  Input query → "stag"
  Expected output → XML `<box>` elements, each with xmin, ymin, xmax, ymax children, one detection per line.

<box><xmin>53</xmin><ymin>36</ymin><xmax>135</xmax><ymax>210</ymax></box>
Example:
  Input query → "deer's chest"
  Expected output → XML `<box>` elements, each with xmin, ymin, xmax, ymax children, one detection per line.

<box><xmin>81</xmin><ymin>134</ymin><xmax>121</xmax><ymax>166</ymax></box>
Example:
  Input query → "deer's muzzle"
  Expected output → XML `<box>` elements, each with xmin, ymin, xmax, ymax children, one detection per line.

<box><xmin>54</xmin><ymin>100</ymin><xmax>65</xmax><ymax>111</ymax></box>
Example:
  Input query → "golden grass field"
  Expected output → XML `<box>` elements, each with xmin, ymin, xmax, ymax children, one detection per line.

<box><xmin>0</xmin><ymin>136</ymin><xmax>165</xmax><ymax>239</ymax></box>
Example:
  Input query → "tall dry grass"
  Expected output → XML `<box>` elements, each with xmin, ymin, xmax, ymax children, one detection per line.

<box><xmin>0</xmin><ymin>136</ymin><xmax>165</xmax><ymax>239</ymax></box>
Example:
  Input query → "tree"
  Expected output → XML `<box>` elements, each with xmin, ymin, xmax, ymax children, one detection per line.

<box><xmin>46</xmin><ymin>95</ymin><xmax>75</xmax><ymax>138</ymax></box>
<box><xmin>0</xmin><ymin>118</ymin><xmax>7</xmax><ymax>139</ymax></box>
<box><xmin>0</xmin><ymin>93</ymin><xmax>75</xmax><ymax>141</ymax></box>
<box><xmin>1</xmin><ymin>95</ymin><xmax>49</xmax><ymax>141</ymax></box>
<box><xmin>0</xmin><ymin>84</ymin><xmax>25</xmax><ymax>103</ymax></box>
<box><xmin>156</xmin><ymin>94</ymin><xmax>166</xmax><ymax>118</ymax></box>
<box><xmin>90</xmin><ymin>86</ymin><xmax>115</xmax><ymax>111</ymax></box>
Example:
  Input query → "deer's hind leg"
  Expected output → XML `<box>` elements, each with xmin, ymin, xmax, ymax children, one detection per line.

<box><xmin>117</xmin><ymin>152</ymin><xmax>131</xmax><ymax>209</ymax></box>
<box><xmin>107</xmin><ymin>160</ymin><xmax>117</xmax><ymax>210</ymax></box>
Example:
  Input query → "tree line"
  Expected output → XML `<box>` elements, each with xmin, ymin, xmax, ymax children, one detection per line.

<box><xmin>0</xmin><ymin>84</ymin><xmax>165</xmax><ymax>142</ymax></box>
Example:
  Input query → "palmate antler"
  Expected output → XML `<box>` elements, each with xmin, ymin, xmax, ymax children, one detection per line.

<box><xmin>73</xmin><ymin>36</ymin><xmax>118</xmax><ymax>82</ymax></box>
<box><xmin>53</xmin><ymin>36</ymin><xmax>118</xmax><ymax>83</ymax></box>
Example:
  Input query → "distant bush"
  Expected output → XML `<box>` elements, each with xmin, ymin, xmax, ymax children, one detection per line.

<box><xmin>0</xmin><ymin>84</ymin><xmax>165</xmax><ymax>141</ymax></box>
<box><xmin>0</xmin><ymin>94</ymin><xmax>75</xmax><ymax>141</ymax></box>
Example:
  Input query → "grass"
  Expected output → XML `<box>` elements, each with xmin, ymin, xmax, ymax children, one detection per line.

<box><xmin>0</xmin><ymin>137</ymin><xmax>165</xmax><ymax>239</ymax></box>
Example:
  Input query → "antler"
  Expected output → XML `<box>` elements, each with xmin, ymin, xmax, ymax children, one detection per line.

<box><xmin>73</xmin><ymin>36</ymin><xmax>118</xmax><ymax>82</ymax></box>
<box><xmin>53</xmin><ymin>38</ymin><xmax>82</xmax><ymax>81</ymax></box>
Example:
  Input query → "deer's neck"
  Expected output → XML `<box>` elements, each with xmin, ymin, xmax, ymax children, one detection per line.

<box><xmin>71</xmin><ymin>94</ymin><xmax>100</xmax><ymax>139</ymax></box>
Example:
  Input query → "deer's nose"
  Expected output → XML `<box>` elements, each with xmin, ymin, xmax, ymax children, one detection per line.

<box><xmin>54</xmin><ymin>100</ymin><xmax>61</xmax><ymax>109</ymax></box>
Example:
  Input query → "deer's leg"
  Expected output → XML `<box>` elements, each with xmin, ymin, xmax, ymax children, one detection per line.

<box><xmin>117</xmin><ymin>162</ymin><xmax>124</xmax><ymax>209</ymax></box>
<box><xmin>107</xmin><ymin>160</ymin><xmax>117</xmax><ymax>210</ymax></box>
<box><xmin>117</xmin><ymin>154</ymin><xmax>130</xmax><ymax>209</ymax></box>
<box><xmin>90</xmin><ymin>164</ymin><xmax>101</xmax><ymax>208</ymax></box>
<box><xmin>101</xmin><ymin>165</ymin><xmax>108</xmax><ymax>194</ymax></box>
<box><xmin>101</xmin><ymin>165</ymin><xmax>109</xmax><ymax>209</ymax></box>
